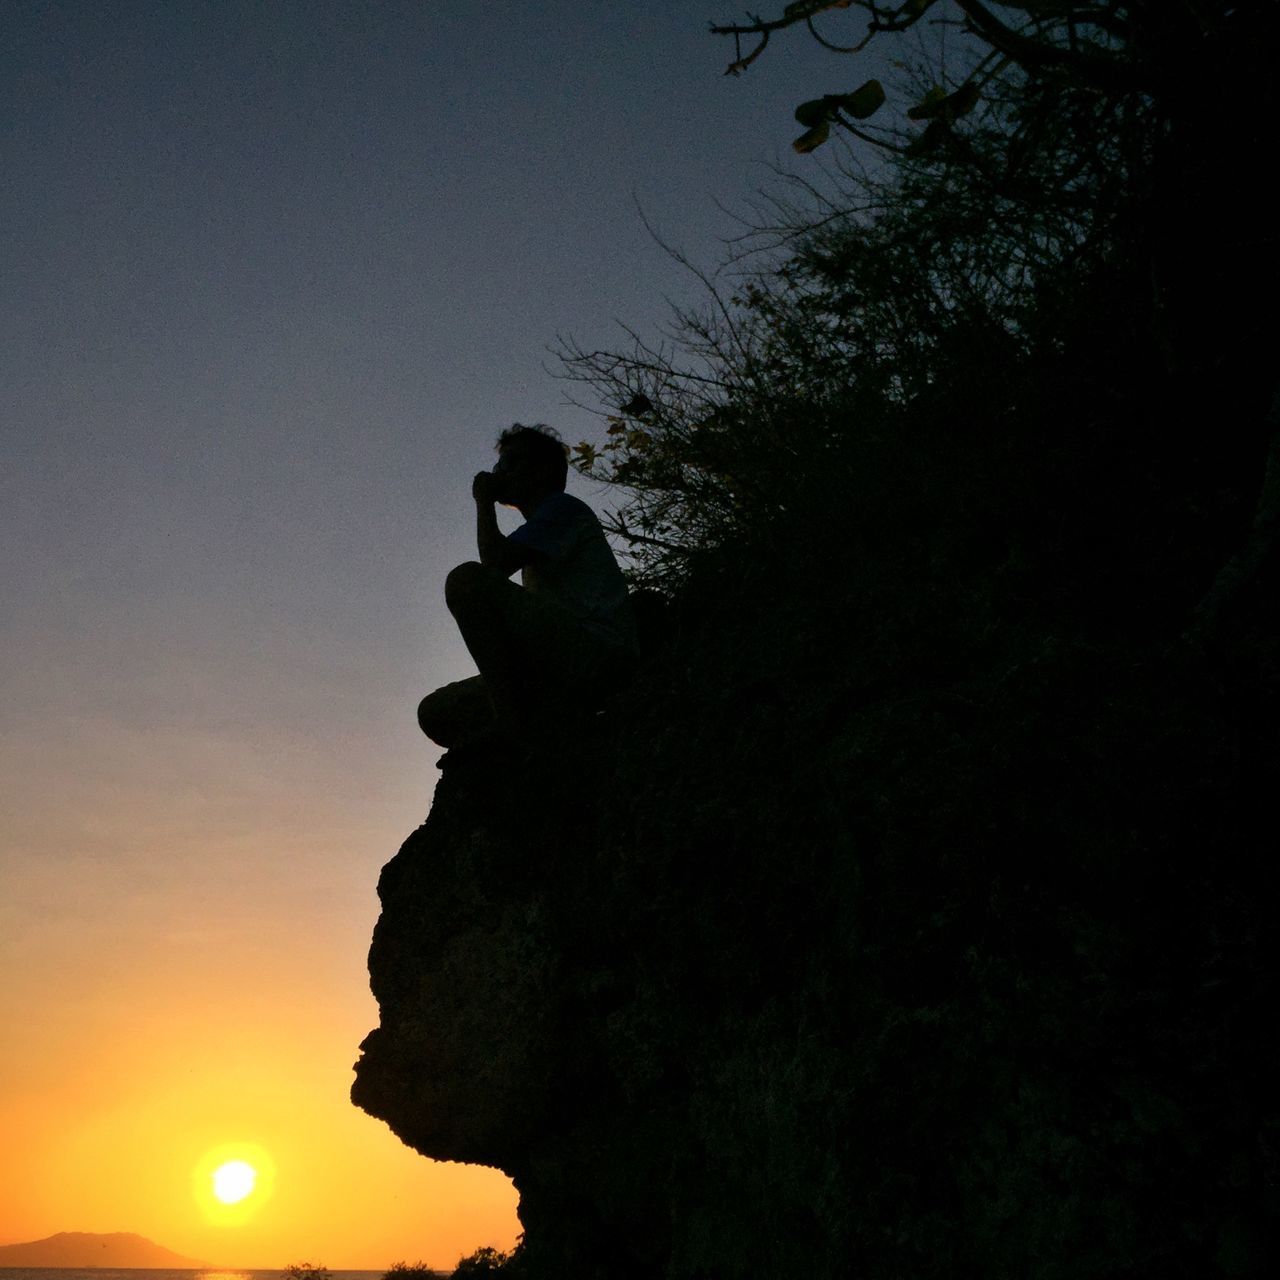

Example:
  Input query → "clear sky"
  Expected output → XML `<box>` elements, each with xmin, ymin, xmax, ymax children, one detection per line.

<box><xmin>0</xmin><ymin>0</ymin><xmax>879</xmax><ymax>1268</ymax></box>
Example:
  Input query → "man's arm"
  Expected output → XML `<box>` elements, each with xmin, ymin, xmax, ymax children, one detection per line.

<box><xmin>472</xmin><ymin>472</ymin><xmax>536</xmax><ymax>575</ymax></box>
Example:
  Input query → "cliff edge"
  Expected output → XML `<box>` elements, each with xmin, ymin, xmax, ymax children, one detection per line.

<box><xmin>352</xmin><ymin>560</ymin><xmax>1278</xmax><ymax>1279</ymax></box>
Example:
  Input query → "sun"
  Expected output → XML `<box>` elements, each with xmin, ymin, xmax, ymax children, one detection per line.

<box><xmin>212</xmin><ymin>1159</ymin><xmax>257</xmax><ymax>1204</ymax></box>
<box><xmin>193</xmin><ymin>1143</ymin><xmax>275</xmax><ymax>1225</ymax></box>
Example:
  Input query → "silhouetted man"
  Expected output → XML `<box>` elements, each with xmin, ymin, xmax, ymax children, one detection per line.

<box><xmin>418</xmin><ymin>423</ymin><xmax>637</xmax><ymax>748</ymax></box>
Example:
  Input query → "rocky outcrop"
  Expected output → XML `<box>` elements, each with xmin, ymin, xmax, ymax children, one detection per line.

<box><xmin>352</xmin><ymin>580</ymin><xmax>1279</xmax><ymax>1280</ymax></box>
<box><xmin>352</xmin><ymin>723</ymin><xmax>676</xmax><ymax>1276</ymax></box>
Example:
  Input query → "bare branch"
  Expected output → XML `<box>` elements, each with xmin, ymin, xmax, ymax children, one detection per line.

<box><xmin>952</xmin><ymin>1</ymin><xmax>1141</xmax><ymax>91</ymax></box>
<box><xmin>573</xmin><ymin>352</ymin><xmax>734</xmax><ymax>392</ymax></box>
<box><xmin>805</xmin><ymin>14</ymin><xmax>874</xmax><ymax>54</ymax></box>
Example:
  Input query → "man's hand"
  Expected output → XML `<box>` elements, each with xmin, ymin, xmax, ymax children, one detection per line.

<box><xmin>472</xmin><ymin>470</ymin><xmax>498</xmax><ymax>505</ymax></box>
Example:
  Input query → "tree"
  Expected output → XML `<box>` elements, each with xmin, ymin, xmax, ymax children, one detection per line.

<box><xmin>451</xmin><ymin>1245</ymin><xmax>513</xmax><ymax>1276</ymax></box>
<box><xmin>709</xmin><ymin>2</ymin><xmax>1255</xmax><ymax>148</ymax></box>
<box><xmin>560</xmin><ymin>1</ymin><xmax>1276</xmax><ymax>626</ymax></box>
<box><xmin>283</xmin><ymin>1263</ymin><xmax>331</xmax><ymax>1280</ymax></box>
<box><xmin>383</xmin><ymin>1261</ymin><xmax>437</xmax><ymax>1280</ymax></box>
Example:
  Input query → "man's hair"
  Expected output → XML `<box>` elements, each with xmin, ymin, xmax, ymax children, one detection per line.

<box><xmin>496</xmin><ymin>422</ymin><xmax>569</xmax><ymax>490</ymax></box>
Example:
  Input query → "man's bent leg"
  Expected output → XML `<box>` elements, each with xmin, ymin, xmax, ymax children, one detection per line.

<box><xmin>445</xmin><ymin>561</ymin><xmax>627</xmax><ymax>729</ymax></box>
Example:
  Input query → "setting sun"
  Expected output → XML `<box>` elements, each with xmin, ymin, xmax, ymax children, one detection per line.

<box><xmin>193</xmin><ymin>1143</ymin><xmax>276</xmax><ymax>1227</ymax></box>
<box><xmin>212</xmin><ymin>1160</ymin><xmax>257</xmax><ymax>1204</ymax></box>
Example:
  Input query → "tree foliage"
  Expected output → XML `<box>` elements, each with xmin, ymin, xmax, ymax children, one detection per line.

<box><xmin>383</xmin><ymin>1261</ymin><xmax>437</xmax><ymax>1280</ymax></box>
<box><xmin>283</xmin><ymin>1263</ymin><xmax>331</xmax><ymax>1280</ymax></box>
<box><xmin>561</xmin><ymin>1</ymin><xmax>1276</xmax><ymax>619</ymax></box>
<box><xmin>450</xmin><ymin>1245</ymin><xmax>517</xmax><ymax>1277</ymax></box>
<box><xmin>710</xmin><ymin>2</ymin><xmax>1241</xmax><ymax>151</ymax></box>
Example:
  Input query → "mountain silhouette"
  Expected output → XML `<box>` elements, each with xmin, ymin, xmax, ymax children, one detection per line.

<box><xmin>0</xmin><ymin>1232</ymin><xmax>211</xmax><ymax>1268</ymax></box>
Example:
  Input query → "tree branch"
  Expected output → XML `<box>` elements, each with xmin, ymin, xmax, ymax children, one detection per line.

<box><xmin>712</xmin><ymin>2</ymin><xmax>1142</xmax><ymax>91</ymax></box>
<box><xmin>952</xmin><ymin>0</ymin><xmax>1140</xmax><ymax>92</ymax></box>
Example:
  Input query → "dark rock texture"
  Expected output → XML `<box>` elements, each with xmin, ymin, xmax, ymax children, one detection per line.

<box><xmin>352</xmin><ymin>558</ymin><xmax>1279</xmax><ymax>1278</ymax></box>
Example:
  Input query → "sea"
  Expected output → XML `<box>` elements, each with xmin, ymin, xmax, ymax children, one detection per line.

<box><xmin>0</xmin><ymin>1272</ymin><xmax>443</xmax><ymax>1280</ymax></box>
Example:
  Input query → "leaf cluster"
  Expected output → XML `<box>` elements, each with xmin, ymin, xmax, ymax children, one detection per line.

<box><xmin>711</xmin><ymin>2</ymin><xmax>1231</xmax><ymax>153</ymax></box>
<box><xmin>450</xmin><ymin>1244</ymin><xmax>520</xmax><ymax>1277</ymax></box>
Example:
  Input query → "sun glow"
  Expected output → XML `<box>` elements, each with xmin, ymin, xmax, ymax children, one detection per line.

<box><xmin>213</xmin><ymin>1159</ymin><xmax>257</xmax><ymax>1204</ymax></box>
<box><xmin>194</xmin><ymin>1143</ymin><xmax>276</xmax><ymax>1225</ymax></box>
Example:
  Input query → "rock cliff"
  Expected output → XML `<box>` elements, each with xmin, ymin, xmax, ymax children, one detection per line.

<box><xmin>352</xmin><ymin>566</ymin><xmax>1278</xmax><ymax>1279</ymax></box>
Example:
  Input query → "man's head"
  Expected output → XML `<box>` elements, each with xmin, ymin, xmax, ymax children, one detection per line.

<box><xmin>492</xmin><ymin>423</ymin><xmax>569</xmax><ymax>506</ymax></box>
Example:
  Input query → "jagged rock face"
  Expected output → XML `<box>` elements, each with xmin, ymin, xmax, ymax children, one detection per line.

<box><xmin>351</xmin><ymin>757</ymin><xmax>577</xmax><ymax>1169</ymax></box>
<box><xmin>353</xmin><ymin>735</ymin><xmax>677</xmax><ymax>1276</ymax></box>
<box><xmin>354</xmin><ymin>597</ymin><xmax>1279</xmax><ymax>1279</ymax></box>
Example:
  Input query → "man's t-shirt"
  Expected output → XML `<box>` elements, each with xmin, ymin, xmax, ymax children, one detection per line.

<box><xmin>508</xmin><ymin>492</ymin><xmax>637</xmax><ymax>652</ymax></box>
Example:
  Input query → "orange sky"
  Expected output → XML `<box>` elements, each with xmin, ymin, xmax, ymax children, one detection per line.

<box><xmin>0</xmin><ymin>728</ymin><xmax>519</xmax><ymax>1269</ymax></box>
<box><xmin>0</xmin><ymin>3</ymin><xmax>874</xmax><ymax>1268</ymax></box>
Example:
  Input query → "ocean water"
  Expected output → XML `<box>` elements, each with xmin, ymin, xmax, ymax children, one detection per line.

<box><xmin>0</xmin><ymin>1272</ymin><xmax>442</xmax><ymax>1280</ymax></box>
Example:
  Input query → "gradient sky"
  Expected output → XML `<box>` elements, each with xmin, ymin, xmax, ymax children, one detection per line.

<box><xmin>1</xmin><ymin>1</ymin><xmax>883</xmax><ymax>1268</ymax></box>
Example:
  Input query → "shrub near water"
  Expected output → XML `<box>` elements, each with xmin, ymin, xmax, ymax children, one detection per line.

<box><xmin>383</xmin><ymin>1262</ymin><xmax>438</xmax><ymax>1280</ymax></box>
<box><xmin>451</xmin><ymin>1245</ymin><xmax>517</xmax><ymax>1276</ymax></box>
<box><xmin>283</xmin><ymin>1264</ymin><xmax>330</xmax><ymax>1280</ymax></box>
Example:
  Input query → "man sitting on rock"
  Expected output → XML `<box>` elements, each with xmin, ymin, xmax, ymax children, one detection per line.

<box><xmin>418</xmin><ymin>423</ymin><xmax>638</xmax><ymax>749</ymax></box>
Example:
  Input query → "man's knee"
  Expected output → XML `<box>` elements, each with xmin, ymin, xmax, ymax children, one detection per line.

<box><xmin>445</xmin><ymin>561</ymin><xmax>495</xmax><ymax>615</ymax></box>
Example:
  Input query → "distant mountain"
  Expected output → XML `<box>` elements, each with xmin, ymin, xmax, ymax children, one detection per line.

<box><xmin>0</xmin><ymin>1232</ymin><xmax>212</xmax><ymax>1269</ymax></box>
